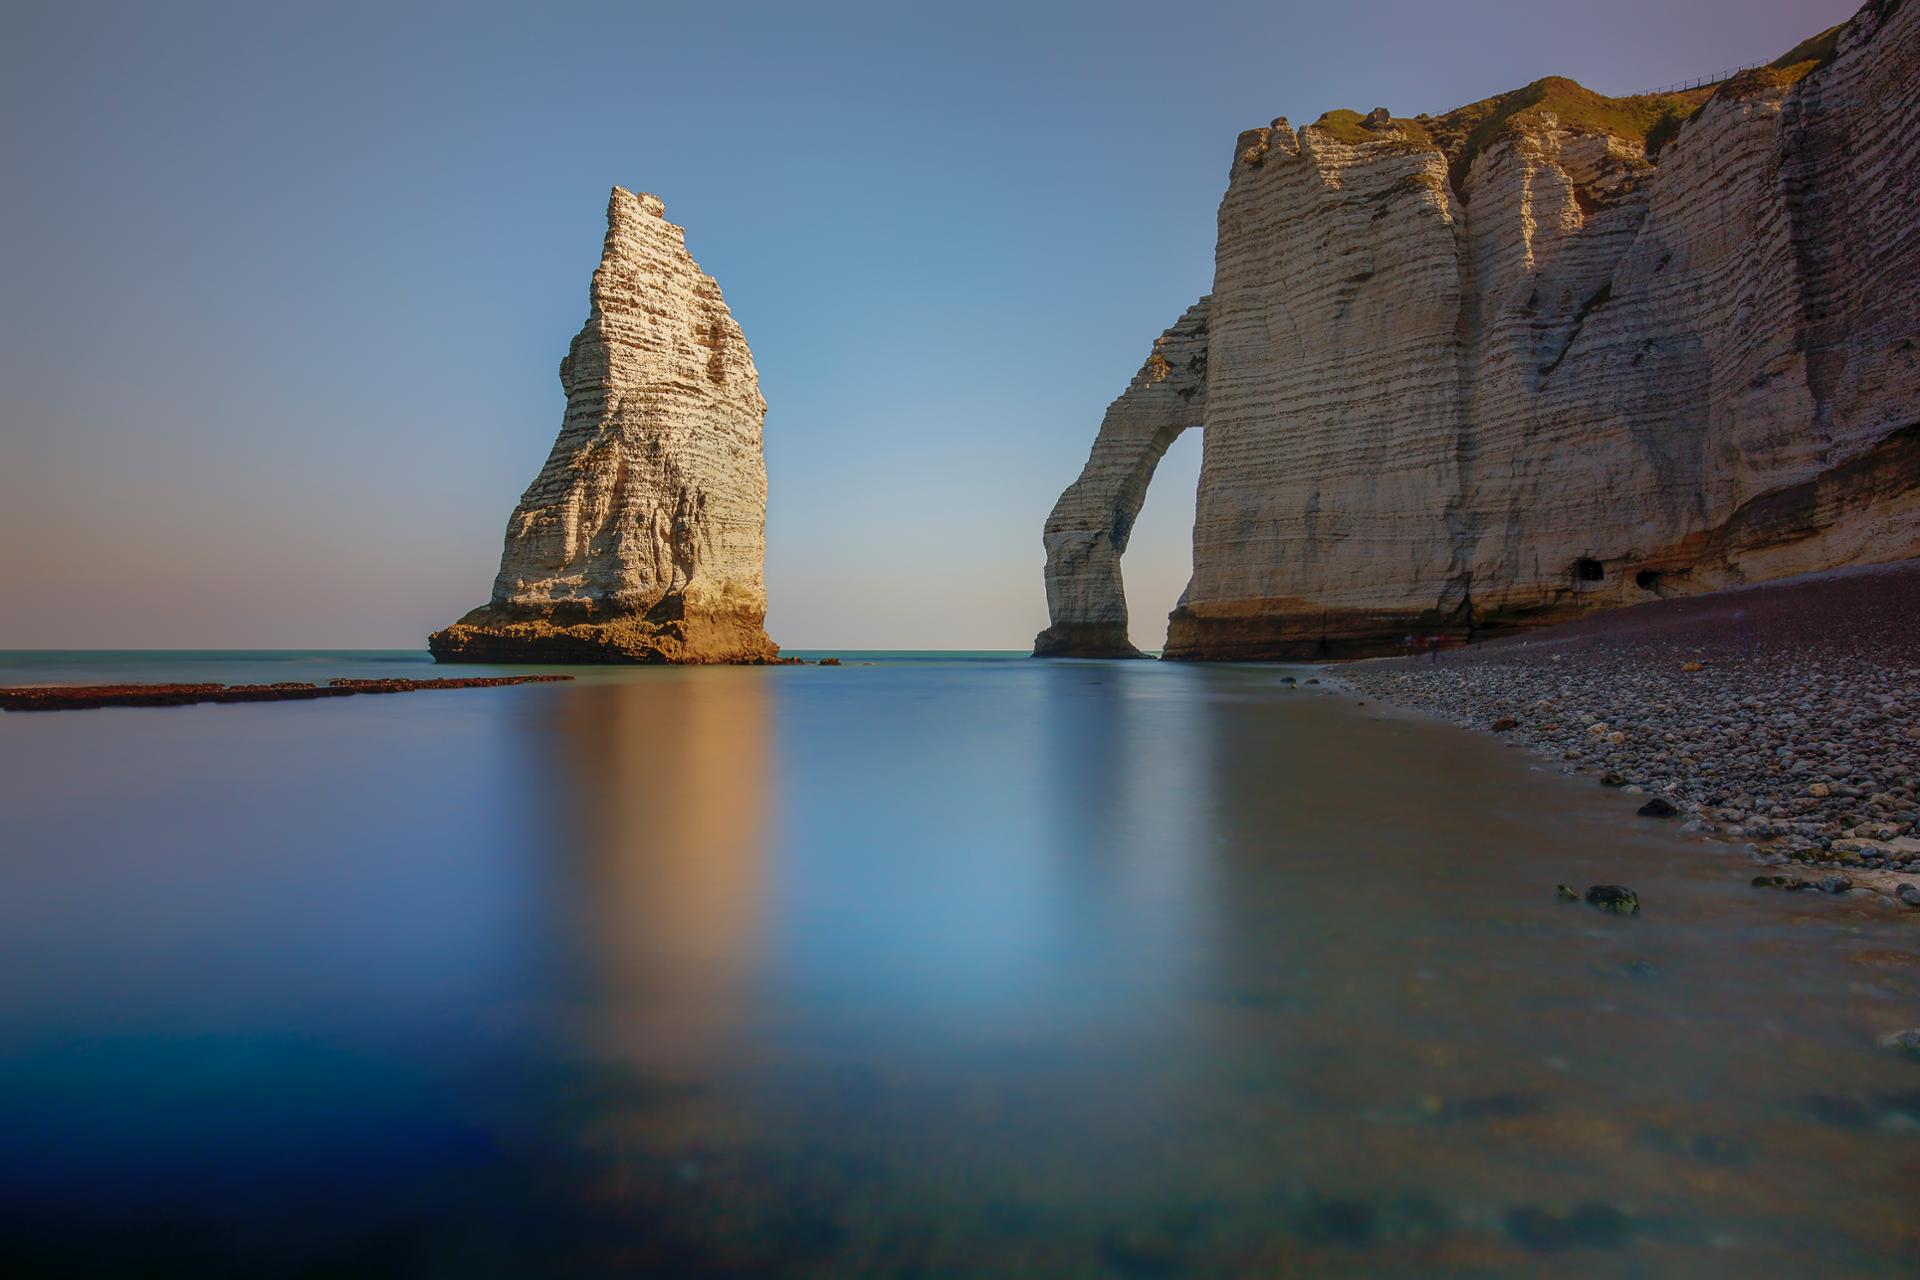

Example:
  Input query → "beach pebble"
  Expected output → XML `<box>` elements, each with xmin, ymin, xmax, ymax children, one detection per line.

<box><xmin>1336</xmin><ymin>580</ymin><xmax>1920</xmax><ymax>892</ymax></box>
<box><xmin>1584</xmin><ymin>885</ymin><xmax>1640</xmax><ymax>915</ymax></box>
<box><xmin>1878</xmin><ymin>1029</ymin><xmax>1920</xmax><ymax>1059</ymax></box>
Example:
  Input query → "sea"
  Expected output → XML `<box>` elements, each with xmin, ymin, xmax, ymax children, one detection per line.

<box><xmin>0</xmin><ymin>650</ymin><xmax>1915</xmax><ymax>1276</ymax></box>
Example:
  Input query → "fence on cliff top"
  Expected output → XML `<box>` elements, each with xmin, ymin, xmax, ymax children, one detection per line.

<box><xmin>1635</xmin><ymin>60</ymin><xmax>1768</xmax><ymax>96</ymax></box>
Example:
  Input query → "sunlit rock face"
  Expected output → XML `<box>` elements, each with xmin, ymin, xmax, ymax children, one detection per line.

<box><xmin>1044</xmin><ymin>0</ymin><xmax>1920</xmax><ymax>659</ymax></box>
<box><xmin>432</xmin><ymin>187</ymin><xmax>778</xmax><ymax>664</ymax></box>
<box><xmin>1034</xmin><ymin>299</ymin><xmax>1210</xmax><ymax>657</ymax></box>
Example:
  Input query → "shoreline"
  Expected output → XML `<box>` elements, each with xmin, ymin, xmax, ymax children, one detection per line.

<box><xmin>1327</xmin><ymin>559</ymin><xmax>1920</xmax><ymax>910</ymax></box>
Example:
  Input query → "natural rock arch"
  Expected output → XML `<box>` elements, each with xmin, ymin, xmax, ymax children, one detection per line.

<box><xmin>1033</xmin><ymin>297</ymin><xmax>1209</xmax><ymax>657</ymax></box>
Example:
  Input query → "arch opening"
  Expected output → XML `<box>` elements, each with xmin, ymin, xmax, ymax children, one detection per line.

<box><xmin>1121</xmin><ymin>427</ymin><xmax>1204</xmax><ymax>653</ymax></box>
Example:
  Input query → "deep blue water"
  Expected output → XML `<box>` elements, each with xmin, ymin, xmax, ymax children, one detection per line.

<box><xmin>1</xmin><ymin>652</ymin><xmax>1916</xmax><ymax>1276</ymax></box>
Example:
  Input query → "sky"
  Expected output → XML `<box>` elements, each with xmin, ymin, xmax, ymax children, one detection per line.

<box><xmin>0</xmin><ymin>0</ymin><xmax>1859</xmax><ymax>650</ymax></box>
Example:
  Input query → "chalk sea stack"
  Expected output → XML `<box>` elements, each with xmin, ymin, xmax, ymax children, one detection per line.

<box><xmin>1039</xmin><ymin>0</ymin><xmax>1920</xmax><ymax>659</ymax></box>
<box><xmin>431</xmin><ymin>187</ymin><xmax>779</xmax><ymax>664</ymax></box>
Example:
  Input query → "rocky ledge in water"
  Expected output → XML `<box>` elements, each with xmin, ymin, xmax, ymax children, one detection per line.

<box><xmin>431</xmin><ymin>187</ymin><xmax>779</xmax><ymax>665</ymax></box>
<box><xmin>0</xmin><ymin>676</ymin><xmax>573</xmax><ymax>712</ymax></box>
<box><xmin>1338</xmin><ymin>560</ymin><xmax>1920</xmax><ymax>905</ymax></box>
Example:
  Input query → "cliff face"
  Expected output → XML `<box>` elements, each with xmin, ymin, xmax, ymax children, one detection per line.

<box><xmin>1035</xmin><ymin>299</ymin><xmax>1210</xmax><ymax>656</ymax></box>
<box><xmin>432</xmin><ymin>188</ymin><xmax>778</xmax><ymax>664</ymax></box>
<box><xmin>1042</xmin><ymin>0</ymin><xmax>1920</xmax><ymax>659</ymax></box>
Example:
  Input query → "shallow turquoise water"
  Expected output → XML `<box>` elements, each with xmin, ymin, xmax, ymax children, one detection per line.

<box><xmin>1</xmin><ymin>653</ymin><xmax>1916</xmax><ymax>1276</ymax></box>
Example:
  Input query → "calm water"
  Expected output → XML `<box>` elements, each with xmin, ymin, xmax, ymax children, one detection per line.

<box><xmin>1</xmin><ymin>652</ymin><xmax>1916</xmax><ymax>1276</ymax></box>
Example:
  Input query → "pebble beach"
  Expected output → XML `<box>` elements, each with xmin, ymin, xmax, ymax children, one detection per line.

<box><xmin>1340</xmin><ymin>559</ymin><xmax>1920</xmax><ymax>909</ymax></box>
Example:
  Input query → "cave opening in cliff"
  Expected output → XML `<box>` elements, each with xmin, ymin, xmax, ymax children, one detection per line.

<box><xmin>1122</xmin><ymin>428</ymin><xmax>1204</xmax><ymax>652</ymax></box>
<box><xmin>1575</xmin><ymin>557</ymin><xmax>1605</xmax><ymax>582</ymax></box>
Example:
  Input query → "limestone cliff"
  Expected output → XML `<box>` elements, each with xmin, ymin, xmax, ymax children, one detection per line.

<box><xmin>432</xmin><ymin>188</ymin><xmax>779</xmax><ymax>664</ymax></box>
<box><xmin>1040</xmin><ymin>0</ymin><xmax>1920</xmax><ymax>659</ymax></box>
<box><xmin>1035</xmin><ymin>299</ymin><xmax>1210</xmax><ymax>656</ymax></box>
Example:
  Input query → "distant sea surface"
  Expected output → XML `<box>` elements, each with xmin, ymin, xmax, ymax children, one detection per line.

<box><xmin>1</xmin><ymin>650</ymin><xmax>1914</xmax><ymax>1276</ymax></box>
<box><xmin>0</xmin><ymin>648</ymin><xmax>1033</xmax><ymax>685</ymax></box>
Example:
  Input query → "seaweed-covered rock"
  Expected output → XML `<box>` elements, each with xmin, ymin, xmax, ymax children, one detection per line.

<box><xmin>1584</xmin><ymin>885</ymin><xmax>1640</xmax><ymax>915</ymax></box>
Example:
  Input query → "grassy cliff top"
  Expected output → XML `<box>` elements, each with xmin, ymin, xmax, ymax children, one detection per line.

<box><xmin>1307</xmin><ymin>108</ymin><xmax>1435</xmax><ymax>147</ymax></box>
<box><xmin>1300</xmin><ymin>16</ymin><xmax>1848</xmax><ymax>186</ymax></box>
<box><xmin>1716</xmin><ymin>21</ymin><xmax>1844</xmax><ymax>94</ymax></box>
<box><xmin>1421</xmin><ymin>78</ymin><xmax>1710</xmax><ymax>165</ymax></box>
<box><xmin>1304</xmin><ymin>80</ymin><xmax>1708</xmax><ymax>190</ymax></box>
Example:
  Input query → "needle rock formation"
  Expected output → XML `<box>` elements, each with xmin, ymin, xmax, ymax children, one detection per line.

<box><xmin>1039</xmin><ymin>0</ymin><xmax>1920</xmax><ymax>659</ymax></box>
<box><xmin>432</xmin><ymin>188</ymin><xmax>779</xmax><ymax>664</ymax></box>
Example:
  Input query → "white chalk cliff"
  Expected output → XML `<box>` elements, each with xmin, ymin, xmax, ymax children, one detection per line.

<box><xmin>1036</xmin><ymin>299</ymin><xmax>1210</xmax><ymax>656</ymax></box>
<box><xmin>433</xmin><ymin>187</ymin><xmax>778</xmax><ymax>664</ymax></box>
<box><xmin>1040</xmin><ymin>0</ymin><xmax>1920</xmax><ymax>658</ymax></box>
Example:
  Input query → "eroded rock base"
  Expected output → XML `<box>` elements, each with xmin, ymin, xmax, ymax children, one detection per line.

<box><xmin>1031</xmin><ymin>623</ymin><xmax>1147</xmax><ymax>659</ymax></box>
<box><xmin>429</xmin><ymin>603</ymin><xmax>780</xmax><ymax>666</ymax></box>
<box><xmin>1165</xmin><ymin>424</ymin><xmax>1920</xmax><ymax>660</ymax></box>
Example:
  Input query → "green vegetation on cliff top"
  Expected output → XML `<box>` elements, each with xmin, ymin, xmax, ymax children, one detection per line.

<box><xmin>1307</xmin><ymin>79</ymin><xmax>1708</xmax><ymax>191</ymax></box>
<box><xmin>1308</xmin><ymin>109</ymin><xmax>1434</xmax><ymax>147</ymax></box>
<box><xmin>1428</xmin><ymin>78</ymin><xmax>1710</xmax><ymax>169</ymax></box>
<box><xmin>1304</xmin><ymin>18</ymin><xmax>1847</xmax><ymax>179</ymax></box>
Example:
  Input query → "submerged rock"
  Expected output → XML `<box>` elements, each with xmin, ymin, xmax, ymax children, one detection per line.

<box><xmin>1639</xmin><ymin>1126</ymin><xmax>1752</xmax><ymax>1166</ymax></box>
<box><xmin>1097</xmin><ymin>1225</ymin><xmax>1185</xmax><ymax>1276</ymax></box>
<box><xmin>1584</xmin><ymin>885</ymin><xmax>1640</xmax><ymax>915</ymax></box>
<box><xmin>1797</xmin><ymin>1094</ymin><xmax>1873</xmax><ymax>1128</ymax></box>
<box><xmin>431</xmin><ymin>188</ymin><xmax>779</xmax><ymax>665</ymax></box>
<box><xmin>1504</xmin><ymin>1201</ymin><xmax>1634</xmax><ymax>1252</ymax></box>
<box><xmin>1294</xmin><ymin>1195</ymin><xmax>1375</xmax><ymax>1247</ymax></box>
<box><xmin>1636</xmin><ymin>797</ymin><xmax>1678</xmax><ymax>818</ymax></box>
<box><xmin>1878</xmin><ymin>1028</ymin><xmax>1920</xmax><ymax>1059</ymax></box>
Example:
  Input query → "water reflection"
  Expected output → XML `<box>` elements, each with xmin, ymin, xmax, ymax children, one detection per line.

<box><xmin>1</xmin><ymin>660</ymin><xmax>1917</xmax><ymax>1275</ymax></box>
<box><xmin>544</xmin><ymin>671</ymin><xmax>770</xmax><ymax>1073</ymax></box>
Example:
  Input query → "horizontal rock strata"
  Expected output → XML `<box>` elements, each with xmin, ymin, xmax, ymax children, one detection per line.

<box><xmin>1042</xmin><ymin>1</ymin><xmax>1920</xmax><ymax>659</ymax></box>
<box><xmin>1034</xmin><ymin>299</ymin><xmax>1209</xmax><ymax>656</ymax></box>
<box><xmin>432</xmin><ymin>188</ymin><xmax>779</xmax><ymax>665</ymax></box>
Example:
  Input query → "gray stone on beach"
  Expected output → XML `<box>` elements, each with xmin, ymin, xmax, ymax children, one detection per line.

<box><xmin>1878</xmin><ymin>1029</ymin><xmax>1920</xmax><ymax>1059</ymax></box>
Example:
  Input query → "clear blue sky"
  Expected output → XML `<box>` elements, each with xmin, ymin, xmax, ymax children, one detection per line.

<box><xmin>0</xmin><ymin>0</ymin><xmax>1855</xmax><ymax>649</ymax></box>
